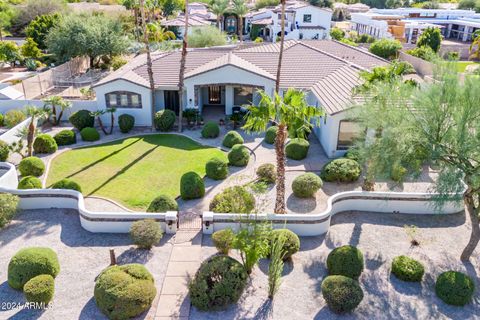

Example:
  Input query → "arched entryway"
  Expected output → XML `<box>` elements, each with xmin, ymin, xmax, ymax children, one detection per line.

<box><xmin>224</xmin><ymin>15</ymin><xmax>238</xmax><ymax>34</ymax></box>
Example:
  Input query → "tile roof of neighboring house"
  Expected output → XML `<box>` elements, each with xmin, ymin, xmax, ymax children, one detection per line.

<box><xmin>162</xmin><ymin>16</ymin><xmax>211</xmax><ymax>27</ymax></box>
<box><xmin>94</xmin><ymin>40</ymin><xmax>389</xmax><ymax>114</ymax></box>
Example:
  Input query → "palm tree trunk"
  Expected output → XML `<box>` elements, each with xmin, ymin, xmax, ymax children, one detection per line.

<box><xmin>461</xmin><ymin>190</ymin><xmax>480</xmax><ymax>261</ymax></box>
<box><xmin>51</xmin><ymin>105</ymin><xmax>57</xmax><ymax>125</ymax></box>
<box><xmin>110</xmin><ymin>112</ymin><xmax>115</xmax><ymax>134</ymax></box>
<box><xmin>178</xmin><ymin>0</ymin><xmax>189</xmax><ymax>133</ymax></box>
<box><xmin>56</xmin><ymin>109</ymin><xmax>63</xmax><ymax>125</ymax></box>
<box><xmin>217</xmin><ymin>16</ymin><xmax>221</xmax><ymax>30</ymax></box>
<box><xmin>275</xmin><ymin>0</ymin><xmax>286</xmax><ymax>93</ymax></box>
<box><xmin>27</xmin><ymin>119</ymin><xmax>35</xmax><ymax>157</ymax></box>
<box><xmin>238</xmin><ymin>16</ymin><xmax>243</xmax><ymax>42</ymax></box>
<box><xmin>97</xmin><ymin>117</ymin><xmax>108</xmax><ymax>135</ymax></box>
<box><xmin>140</xmin><ymin>0</ymin><xmax>156</xmax><ymax>131</ymax></box>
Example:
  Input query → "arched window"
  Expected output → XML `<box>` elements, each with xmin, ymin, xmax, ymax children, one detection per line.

<box><xmin>105</xmin><ymin>91</ymin><xmax>142</xmax><ymax>109</ymax></box>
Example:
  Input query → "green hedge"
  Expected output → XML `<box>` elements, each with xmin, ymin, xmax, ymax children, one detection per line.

<box><xmin>129</xmin><ymin>219</ymin><xmax>163</xmax><ymax>249</ymax></box>
<box><xmin>201</xmin><ymin>121</ymin><xmax>220</xmax><ymax>138</ymax></box>
<box><xmin>391</xmin><ymin>256</ymin><xmax>424</xmax><ymax>282</ymax></box>
<box><xmin>80</xmin><ymin>127</ymin><xmax>100</xmax><ymax>142</ymax></box>
<box><xmin>270</xmin><ymin>229</ymin><xmax>300</xmax><ymax>260</ymax></box>
<box><xmin>189</xmin><ymin>255</ymin><xmax>248</xmax><ymax>311</ymax></box>
<box><xmin>321</xmin><ymin>275</ymin><xmax>364</xmax><ymax>313</ymax></box>
<box><xmin>18</xmin><ymin>176</ymin><xmax>42</xmax><ymax>189</ymax></box>
<box><xmin>209</xmin><ymin>186</ymin><xmax>255</xmax><ymax>213</ymax></box>
<box><xmin>147</xmin><ymin>195</ymin><xmax>178</xmax><ymax>212</ymax></box>
<box><xmin>8</xmin><ymin>247</ymin><xmax>60</xmax><ymax>290</ymax></box>
<box><xmin>228</xmin><ymin>145</ymin><xmax>250</xmax><ymax>167</ymax></box>
<box><xmin>264</xmin><ymin>126</ymin><xmax>277</xmax><ymax>144</ymax></box>
<box><xmin>0</xmin><ymin>140</ymin><xmax>9</xmax><ymax>161</ymax></box>
<box><xmin>54</xmin><ymin>130</ymin><xmax>76</xmax><ymax>146</ymax></box>
<box><xmin>50</xmin><ymin>179</ymin><xmax>82</xmax><ymax>192</ymax></box>
<box><xmin>435</xmin><ymin>271</ymin><xmax>475</xmax><ymax>306</ymax></box>
<box><xmin>222</xmin><ymin>130</ymin><xmax>244</xmax><ymax>148</ymax></box>
<box><xmin>24</xmin><ymin>274</ymin><xmax>55</xmax><ymax>304</ymax></box>
<box><xmin>33</xmin><ymin>134</ymin><xmax>58</xmax><ymax>154</ymax></box>
<box><xmin>69</xmin><ymin>109</ymin><xmax>94</xmax><ymax>131</ymax></box>
<box><xmin>154</xmin><ymin>109</ymin><xmax>176</xmax><ymax>131</ymax></box>
<box><xmin>118</xmin><ymin>114</ymin><xmax>135</xmax><ymax>133</ymax></box>
<box><xmin>94</xmin><ymin>264</ymin><xmax>156</xmax><ymax>319</ymax></box>
<box><xmin>256</xmin><ymin>163</ymin><xmax>276</xmax><ymax>183</ymax></box>
<box><xmin>19</xmin><ymin>156</ymin><xmax>45</xmax><ymax>177</ymax></box>
<box><xmin>292</xmin><ymin>173</ymin><xmax>322</xmax><ymax>198</ymax></box>
<box><xmin>0</xmin><ymin>193</ymin><xmax>19</xmax><ymax>228</ymax></box>
<box><xmin>212</xmin><ymin>228</ymin><xmax>235</xmax><ymax>254</ymax></box>
<box><xmin>205</xmin><ymin>157</ymin><xmax>229</xmax><ymax>180</ymax></box>
<box><xmin>327</xmin><ymin>245</ymin><xmax>364</xmax><ymax>279</ymax></box>
<box><xmin>180</xmin><ymin>171</ymin><xmax>205</xmax><ymax>200</ymax></box>
<box><xmin>321</xmin><ymin>158</ymin><xmax>361</xmax><ymax>182</ymax></box>
<box><xmin>285</xmin><ymin>138</ymin><xmax>309</xmax><ymax>160</ymax></box>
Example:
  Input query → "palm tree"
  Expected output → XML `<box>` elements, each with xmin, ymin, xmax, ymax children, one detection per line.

<box><xmin>469</xmin><ymin>30</ymin><xmax>480</xmax><ymax>60</ymax></box>
<box><xmin>106</xmin><ymin>107</ymin><xmax>117</xmax><ymax>134</ymax></box>
<box><xmin>43</xmin><ymin>96</ymin><xmax>72</xmax><ymax>126</ymax></box>
<box><xmin>123</xmin><ymin>0</ymin><xmax>141</xmax><ymax>40</ymax></box>
<box><xmin>147</xmin><ymin>22</ymin><xmax>176</xmax><ymax>42</ymax></box>
<box><xmin>211</xmin><ymin>0</ymin><xmax>229</xmax><ymax>30</ymax></box>
<box><xmin>243</xmin><ymin>89</ymin><xmax>324</xmax><ymax>214</ymax></box>
<box><xmin>232</xmin><ymin>0</ymin><xmax>248</xmax><ymax>42</ymax></box>
<box><xmin>139</xmin><ymin>0</ymin><xmax>157</xmax><ymax>131</ymax></box>
<box><xmin>91</xmin><ymin>110</ymin><xmax>108</xmax><ymax>135</ymax></box>
<box><xmin>24</xmin><ymin>105</ymin><xmax>49</xmax><ymax>157</ymax></box>
<box><xmin>178</xmin><ymin>0</ymin><xmax>190</xmax><ymax>132</ymax></box>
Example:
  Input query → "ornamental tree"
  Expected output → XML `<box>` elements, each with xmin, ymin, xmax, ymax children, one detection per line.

<box><xmin>417</xmin><ymin>27</ymin><xmax>442</xmax><ymax>53</ymax></box>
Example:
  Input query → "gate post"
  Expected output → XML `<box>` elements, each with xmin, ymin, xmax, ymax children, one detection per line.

<box><xmin>202</xmin><ymin>211</ymin><xmax>214</xmax><ymax>234</ymax></box>
<box><xmin>165</xmin><ymin>211</ymin><xmax>178</xmax><ymax>234</ymax></box>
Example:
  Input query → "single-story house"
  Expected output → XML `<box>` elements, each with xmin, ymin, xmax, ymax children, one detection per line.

<box><xmin>93</xmin><ymin>40</ymin><xmax>388</xmax><ymax>158</ymax></box>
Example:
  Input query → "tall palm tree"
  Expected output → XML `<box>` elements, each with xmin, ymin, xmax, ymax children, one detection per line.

<box><xmin>24</xmin><ymin>105</ymin><xmax>49</xmax><ymax>157</ymax></box>
<box><xmin>243</xmin><ymin>90</ymin><xmax>324</xmax><ymax>214</ymax></box>
<box><xmin>140</xmin><ymin>0</ymin><xmax>157</xmax><ymax>131</ymax></box>
<box><xmin>123</xmin><ymin>0</ymin><xmax>141</xmax><ymax>40</ymax></box>
<box><xmin>43</xmin><ymin>96</ymin><xmax>72</xmax><ymax>126</ymax></box>
<box><xmin>91</xmin><ymin>110</ymin><xmax>108</xmax><ymax>135</ymax></box>
<box><xmin>147</xmin><ymin>22</ymin><xmax>176</xmax><ymax>42</ymax></box>
<box><xmin>211</xmin><ymin>0</ymin><xmax>229</xmax><ymax>30</ymax></box>
<box><xmin>232</xmin><ymin>0</ymin><xmax>248</xmax><ymax>42</ymax></box>
<box><xmin>178</xmin><ymin>0</ymin><xmax>190</xmax><ymax>132</ymax></box>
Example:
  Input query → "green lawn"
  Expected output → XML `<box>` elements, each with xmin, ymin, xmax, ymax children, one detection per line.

<box><xmin>46</xmin><ymin>134</ymin><xmax>226</xmax><ymax>210</ymax></box>
<box><xmin>456</xmin><ymin>61</ymin><xmax>480</xmax><ymax>73</ymax></box>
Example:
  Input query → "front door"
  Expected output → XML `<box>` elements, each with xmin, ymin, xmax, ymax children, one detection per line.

<box><xmin>164</xmin><ymin>90</ymin><xmax>180</xmax><ymax>115</ymax></box>
<box><xmin>225</xmin><ymin>15</ymin><xmax>237</xmax><ymax>34</ymax></box>
<box><xmin>208</xmin><ymin>86</ymin><xmax>221</xmax><ymax>104</ymax></box>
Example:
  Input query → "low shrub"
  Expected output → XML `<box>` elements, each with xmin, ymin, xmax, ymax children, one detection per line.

<box><xmin>201</xmin><ymin>121</ymin><xmax>220</xmax><ymax>138</ymax></box>
<box><xmin>256</xmin><ymin>163</ymin><xmax>276</xmax><ymax>183</ymax></box>
<box><xmin>0</xmin><ymin>140</ymin><xmax>9</xmax><ymax>161</ymax></box>
<box><xmin>69</xmin><ymin>109</ymin><xmax>95</xmax><ymax>131</ymax></box>
<box><xmin>321</xmin><ymin>158</ymin><xmax>361</xmax><ymax>182</ymax></box>
<box><xmin>435</xmin><ymin>271</ymin><xmax>475</xmax><ymax>306</ymax></box>
<box><xmin>222</xmin><ymin>130</ymin><xmax>244</xmax><ymax>148</ymax></box>
<box><xmin>391</xmin><ymin>163</ymin><xmax>408</xmax><ymax>182</ymax></box>
<box><xmin>0</xmin><ymin>113</ymin><xmax>4</xmax><ymax>126</ymax></box>
<box><xmin>5</xmin><ymin>109</ymin><xmax>26</xmax><ymax>128</ymax></box>
<box><xmin>321</xmin><ymin>275</ymin><xmax>364</xmax><ymax>313</ymax></box>
<box><xmin>147</xmin><ymin>195</ymin><xmax>178</xmax><ymax>212</ymax></box>
<box><xmin>345</xmin><ymin>148</ymin><xmax>360</xmax><ymax>162</ymax></box>
<box><xmin>8</xmin><ymin>247</ymin><xmax>60</xmax><ymax>290</ymax></box>
<box><xmin>285</xmin><ymin>138</ymin><xmax>310</xmax><ymax>160</ymax></box>
<box><xmin>80</xmin><ymin>127</ymin><xmax>100</xmax><ymax>142</ymax></box>
<box><xmin>33</xmin><ymin>134</ymin><xmax>58</xmax><ymax>154</ymax></box>
<box><xmin>54</xmin><ymin>130</ymin><xmax>76</xmax><ymax>146</ymax></box>
<box><xmin>228</xmin><ymin>145</ymin><xmax>250</xmax><ymax>167</ymax></box>
<box><xmin>189</xmin><ymin>255</ymin><xmax>248</xmax><ymax>311</ymax></box>
<box><xmin>391</xmin><ymin>256</ymin><xmax>424</xmax><ymax>282</ymax></box>
<box><xmin>327</xmin><ymin>245</ymin><xmax>364</xmax><ymax>279</ymax></box>
<box><xmin>369</xmin><ymin>38</ymin><xmax>402</xmax><ymax>60</ymax></box>
<box><xmin>24</xmin><ymin>274</ymin><xmax>55</xmax><ymax>304</ymax></box>
<box><xmin>265</xmin><ymin>126</ymin><xmax>278</xmax><ymax>144</ymax></box>
<box><xmin>18</xmin><ymin>176</ymin><xmax>42</xmax><ymax>189</ymax></box>
<box><xmin>94</xmin><ymin>264</ymin><xmax>156</xmax><ymax>319</ymax></box>
<box><xmin>130</xmin><ymin>219</ymin><xmax>163</xmax><ymax>249</ymax></box>
<box><xmin>50</xmin><ymin>179</ymin><xmax>82</xmax><ymax>192</ymax></box>
<box><xmin>180</xmin><ymin>171</ymin><xmax>205</xmax><ymax>200</ymax></box>
<box><xmin>205</xmin><ymin>157</ymin><xmax>229</xmax><ymax>180</ymax></box>
<box><xmin>118</xmin><ymin>114</ymin><xmax>135</xmax><ymax>133</ymax></box>
<box><xmin>154</xmin><ymin>109</ymin><xmax>176</xmax><ymax>131</ymax></box>
<box><xmin>292</xmin><ymin>173</ymin><xmax>322</xmax><ymax>198</ymax></box>
<box><xmin>212</xmin><ymin>229</ymin><xmax>235</xmax><ymax>254</ymax></box>
<box><xmin>270</xmin><ymin>229</ymin><xmax>300</xmax><ymax>259</ymax></box>
<box><xmin>209</xmin><ymin>186</ymin><xmax>255</xmax><ymax>213</ymax></box>
<box><xmin>0</xmin><ymin>193</ymin><xmax>19</xmax><ymax>228</ymax></box>
<box><xmin>19</xmin><ymin>156</ymin><xmax>45</xmax><ymax>177</ymax></box>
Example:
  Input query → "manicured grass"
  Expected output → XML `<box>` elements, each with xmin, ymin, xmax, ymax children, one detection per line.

<box><xmin>455</xmin><ymin>61</ymin><xmax>480</xmax><ymax>73</ymax></box>
<box><xmin>46</xmin><ymin>134</ymin><xmax>226</xmax><ymax>210</ymax></box>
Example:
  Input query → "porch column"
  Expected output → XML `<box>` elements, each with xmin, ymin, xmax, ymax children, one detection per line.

<box><xmin>185</xmin><ymin>83</ymin><xmax>195</xmax><ymax>110</ymax></box>
<box><xmin>225</xmin><ymin>86</ymin><xmax>234</xmax><ymax>115</ymax></box>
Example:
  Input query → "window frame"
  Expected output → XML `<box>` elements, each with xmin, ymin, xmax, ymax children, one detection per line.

<box><xmin>336</xmin><ymin>120</ymin><xmax>361</xmax><ymax>150</ymax></box>
<box><xmin>105</xmin><ymin>91</ymin><xmax>142</xmax><ymax>109</ymax></box>
<box><xmin>303</xmin><ymin>14</ymin><xmax>312</xmax><ymax>23</ymax></box>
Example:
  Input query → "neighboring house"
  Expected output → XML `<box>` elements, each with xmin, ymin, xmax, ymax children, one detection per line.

<box><xmin>92</xmin><ymin>40</ymin><xmax>388</xmax><ymax>158</ymax></box>
<box><xmin>162</xmin><ymin>2</ymin><xmax>216</xmax><ymax>38</ymax></box>
<box><xmin>246</xmin><ymin>1</ymin><xmax>332</xmax><ymax>42</ymax></box>
<box><xmin>67</xmin><ymin>2</ymin><xmax>127</xmax><ymax>14</ymax></box>
<box><xmin>351</xmin><ymin>8</ymin><xmax>480</xmax><ymax>43</ymax></box>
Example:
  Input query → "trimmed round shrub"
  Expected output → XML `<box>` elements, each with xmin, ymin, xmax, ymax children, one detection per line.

<box><xmin>154</xmin><ymin>109</ymin><xmax>176</xmax><ymax>131</ymax></box>
<box><xmin>0</xmin><ymin>140</ymin><xmax>9</xmax><ymax>161</ymax></box>
<box><xmin>264</xmin><ymin>126</ymin><xmax>278</xmax><ymax>144</ymax></box>
<box><xmin>8</xmin><ymin>247</ymin><xmax>60</xmax><ymax>290</ymax></box>
<box><xmin>327</xmin><ymin>245</ymin><xmax>364</xmax><ymax>279</ymax></box>
<box><xmin>5</xmin><ymin>109</ymin><xmax>26</xmax><ymax>128</ymax></box>
<box><xmin>69</xmin><ymin>109</ymin><xmax>94</xmax><ymax>131</ymax></box>
<box><xmin>118</xmin><ymin>114</ymin><xmax>135</xmax><ymax>133</ymax></box>
<box><xmin>435</xmin><ymin>271</ymin><xmax>475</xmax><ymax>306</ymax></box>
<box><xmin>50</xmin><ymin>179</ymin><xmax>82</xmax><ymax>192</ymax></box>
<box><xmin>33</xmin><ymin>134</ymin><xmax>58</xmax><ymax>154</ymax></box>
<box><xmin>322</xmin><ymin>158</ymin><xmax>361</xmax><ymax>183</ymax></box>
<box><xmin>201</xmin><ymin>121</ymin><xmax>220</xmax><ymax>138</ymax></box>
<box><xmin>80</xmin><ymin>127</ymin><xmax>100</xmax><ymax>142</ymax></box>
<box><xmin>222</xmin><ymin>130</ymin><xmax>244</xmax><ymax>148</ymax></box>
<box><xmin>321</xmin><ymin>275</ymin><xmax>364</xmax><ymax>314</ymax></box>
<box><xmin>205</xmin><ymin>157</ymin><xmax>229</xmax><ymax>180</ymax></box>
<box><xmin>94</xmin><ymin>264</ymin><xmax>157</xmax><ymax>319</ymax></box>
<box><xmin>18</xmin><ymin>176</ymin><xmax>42</xmax><ymax>189</ymax></box>
<box><xmin>24</xmin><ymin>274</ymin><xmax>55</xmax><ymax>304</ymax></box>
<box><xmin>285</xmin><ymin>138</ymin><xmax>310</xmax><ymax>160</ymax></box>
<box><xmin>391</xmin><ymin>255</ymin><xmax>425</xmax><ymax>282</ymax></box>
<box><xmin>0</xmin><ymin>193</ymin><xmax>19</xmax><ymax>228</ymax></box>
<box><xmin>147</xmin><ymin>195</ymin><xmax>178</xmax><ymax>212</ymax></box>
<box><xmin>180</xmin><ymin>171</ymin><xmax>205</xmax><ymax>200</ymax></box>
<box><xmin>292</xmin><ymin>173</ymin><xmax>323</xmax><ymax>198</ymax></box>
<box><xmin>19</xmin><ymin>156</ymin><xmax>45</xmax><ymax>177</ymax></box>
<box><xmin>189</xmin><ymin>255</ymin><xmax>248</xmax><ymax>311</ymax></box>
<box><xmin>256</xmin><ymin>163</ymin><xmax>276</xmax><ymax>183</ymax></box>
<box><xmin>270</xmin><ymin>229</ymin><xmax>300</xmax><ymax>259</ymax></box>
<box><xmin>209</xmin><ymin>186</ymin><xmax>255</xmax><ymax>214</ymax></box>
<box><xmin>228</xmin><ymin>144</ymin><xmax>250</xmax><ymax>167</ymax></box>
<box><xmin>54</xmin><ymin>129</ymin><xmax>76</xmax><ymax>146</ymax></box>
<box><xmin>130</xmin><ymin>219</ymin><xmax>163</xmax><ymax>249</ymax></box>
<box><xmin>212</xmin><ymin>228</ymin><xmax>235</xmax><ymax>254</ymax></box>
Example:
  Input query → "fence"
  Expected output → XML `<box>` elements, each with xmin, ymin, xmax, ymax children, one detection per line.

<box><xmin>399</xmin><ymin>51</ymin><xmax>434</xmax><ymax>77</ymax></box>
